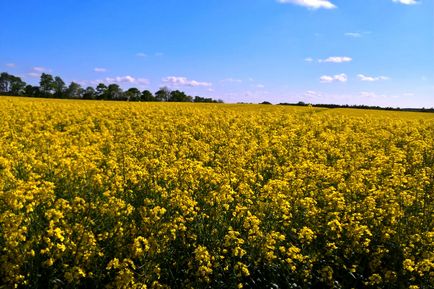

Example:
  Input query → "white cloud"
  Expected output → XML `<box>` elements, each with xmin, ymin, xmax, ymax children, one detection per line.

<box><xmin>304</xmin><ymin>90</ymin><xmax>322</xmax><ymax>98</ymax></box>
<box><xmin>360</xmin><ymin>91</ymin><xmax>378</xmax><ymax>98</ymax></box>
<box><xmin>403</xmin><ymin>92</ymin><xmax>415</xmax><ymax>97</ymax></box>
<box><xmin>78</xmin><ymin>75</ymin><xmax>150</xmax><ymax>87</ymax></box>
<box><xmin>105</xmin><ymin>75</ymin><xmax>149</xmax><ymax>85</ymax></box>
<box><xmin>163</xmin><ymin>76</ymin><xmax>212</xmax><ymax>87</ymax></box>
<box><xmin>256</xmin><ymin>84</ymin><xmax>265</xmax><ymax>88</ymax></box>
<box><xmin>304</xmin><ymin>57</ymin><xmax>314</xmax><ymax>62</ymax></box>
<box><xmin>334</xmin><ymin>74</ymin><xmax>348</xmax><ymax>82</ymax></box>
<box><xmin>320</xmin><ymin>75</ymin><xmax>334</xmax><ymax>83</ymax></box>
<box><xmin>357</xmin><ymin>74</ymin><xmax>389</xmax><ymax>82</ymax></box>
<box><xmin>345</xmin><ymin>31</ymin><xmax>371</xmax><ymax>38</ymax></box>
<box><xmin>94</xmin><ymin>67</ymin><xmax>107</xmax><ymax>73</ymax></box>
<box><xmin>360</xmin><ymin>91</ymin><xmax>399</xmax><ymax>99</ymax></box>
<box><xmin>221</xmin><ymin>78</ymin><xmax>243</xmax><ymax>83</ymax></box>
<box><xmin>76</xmin><ymin>79</ymin><xmax>102</xmax><ymax>87</ymax></box>
<box><xmin>345</xmin><ymin>32</ymin><xmax>362</xmax><ymax>38</ymax></box>
<box><xmin>277</xmin><ymin>0</ymin><xmax>336</xmax><ymax>9</ymax></box>
<box><xmin>392</xmin><ymin>0</ymin><xmax>418</xmax><ymax>5</ymax></box>
<box><xmin>28</xmin><ymin>72</ymin><xmax>41</xmax><ymax>78</ymax></box>
<box><xmin>32</xmin><ymin>66</ymin><xmax>48</xmax><ymax>72</ymax></box>
<box><xmin>320</xmin><ymin>73</ymin><xmax>348</xmax><ymax>83</ymax></box>
<box><xmin>5</xmin><ymin>63</ymin><xmax>16</xmax><ymax>68</ymax></box>
<box><xmin>319</xmin><ymin>56</ymin><xmax>352</xmax><ymax>63</ymax></box>
<box><xmin>137</xmin><ymin>52</ymin><xmax>163</xmax><ymax>57</ymax></box>
<box><xmin>27</xmin><ymin>66</ymin><xmax>50</xmax><ymax>78</ymax></box>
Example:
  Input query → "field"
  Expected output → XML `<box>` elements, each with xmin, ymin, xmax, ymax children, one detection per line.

<box><xmin>0</xmin><ymin>97</ymin><xmax>433</xmax><ymax>288</ymax></box>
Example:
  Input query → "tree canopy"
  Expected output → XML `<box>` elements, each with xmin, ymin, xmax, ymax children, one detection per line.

<box><xmin>0</xmin><ymin>72</ymin><xmax>223</xmax><ymax>103</ymax></box>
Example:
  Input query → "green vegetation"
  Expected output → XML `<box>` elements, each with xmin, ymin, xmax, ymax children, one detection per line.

<box><xmin>0</xmin><ymin>72</ymin><xmax>222</xmax><ymax>103</ymax></box>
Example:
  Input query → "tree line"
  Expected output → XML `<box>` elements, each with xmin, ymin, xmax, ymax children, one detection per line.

<box><xmin>0</xmin><ymin>72</ymin><xmax>223</xmax><ymax>103</ymax></box>
<box><xmin>277</xmin><ymin>101</ymin><xmax>434</xmax><ymax>113</ymax></box>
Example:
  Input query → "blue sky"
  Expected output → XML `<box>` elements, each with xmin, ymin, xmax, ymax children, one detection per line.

<box><xmin>1</xmin><ymin>0</ymin><xmax>433</xmax><ymax>107</ymax></box>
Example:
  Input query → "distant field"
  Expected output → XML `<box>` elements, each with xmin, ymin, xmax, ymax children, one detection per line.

<box><xmin>321</xmin><ymin>107</ymin><xmax>434</xmax><ymax>120</ymax></box>
<box><xmin>1</xmin><ymin>97</ymin><xmax>433</xmax><ymax>288</ymax></box>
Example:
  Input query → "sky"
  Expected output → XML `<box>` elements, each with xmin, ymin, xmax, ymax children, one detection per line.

<box><xmin>1</xmin><ymin>0</ymin><xmax>433</xmax><ymax>107</ymax></box>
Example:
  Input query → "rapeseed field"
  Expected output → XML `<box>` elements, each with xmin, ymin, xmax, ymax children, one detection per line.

<box><xmin>0</xmin><ymin>97</ymin><xmax>433</xmax><ymax>288</ymax></box>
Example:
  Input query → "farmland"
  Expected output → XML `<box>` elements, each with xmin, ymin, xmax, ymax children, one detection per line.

<box><xmin>0</xmin><ymin>97</ymin><xmax>433</xmax><ymax>288</ymax></box>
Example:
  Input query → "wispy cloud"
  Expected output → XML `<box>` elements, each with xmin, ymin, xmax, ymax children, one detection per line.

<box><xmin>402</xmin><ymin>92</ymin><xmax>415</xmax><ymax>97</ymax></box>
<box><xmin>221</xmin><ymin>78</ymin><xmax>243</xmax><ymax>83</ymax></box>
<box><xmin>277</xmin><ymin>0</ymin><xmax>336</xmax><ymax>9</ymax></box>
<box><xmin>5</xmin><ymin>63</ymin><xmax>16</xmax><ymax>68</ymax></box>
<box><xmin>359</xmin><ymin>91</ymin><xmax>400</xmax><ymax>100</ymax></box>
<box><xmin>360</xmin><ymin>91</ymin><xmax>379</xmax><ymax>98</ymax></box>
<box><xmin>27</xmin><ymin>66</ymin><xmax>50</xmax><ymax>78</ymax></box>
<box><xmin>345</xmin><ymin>32</ymin><xmax>362</xmax><ymax>38</ymax></box>
<box><xmin>360</xmin><ymin>91</ymin><xmax>398</xmax><ymax>99</ymax></box>
<box><xmin>163</xmin><ymin>76</ymin><xmax>212</xmax><ymax>87</ymax></box>
<box><xmin>392</xmin><ymin>0</ymin><xmax>418</xmax><ymax>5</ymax></box>
<box><xmin>32</xmin><ymin>66</ymin><xmax>48</xmax><ymax>72</ymax></box>
<box><xmin>256</xmin><ymin>84</ymin><xmax>265</xmax><ymax>88</ymax></box>
<box><xmin>78</xmin><ymin>75</ymin><xmax>150</xmax><ymax>87</ymax></box>
<box><xmin>345</xmin><ymin>31</ymin><xmax>371</xmax><ymax>38</ymax></box>
<box><xmin>357</xmin><ymin>74</ymin><xmax>389</xmax><ymax>82</ymax></box>
<box><xmin>304</xmin><ymin>90</ymin><xmax>322</xmax><ymax>98</ymax></box>
<box><xmin>94</xmin><ymin>67</ymin><xmax>107</xmax><ymax>73</ymax></box>
<box><xmin>105</xmin><ymin>75</ymin><xmax>149</xmax><ymax>85</ymax></box>
<box><xmin>137</xmin><ymin>52</ymin><xmax>163</xmax><ymax>58</ymax></box>
<box><xmin>304</xmin><ymin>57</ymin><xmax>314</xmax><ymax>62</ymax></box>
<box><xmin>319</xmin><ymin>56</ymin><xmax>352</xmax><ymax>63</ymax></box>
<box><xmin>320</xmin><ymin>73</ymin><xmax>348</xmax><ymax>83</ymax></box>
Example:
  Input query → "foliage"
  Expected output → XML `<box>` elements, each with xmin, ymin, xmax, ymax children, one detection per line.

<box><xmin>125</xmin><ymin>88</ymin><xmax>142</xmax><ymax>102</ymax></box>
<box><xmin>0</xmin><ymin>98</ymin><xmax>433</xmax><ymax>288</ymax></box>
<box><xmin>53</xmin><ymin>76</ymin><xmax>66</xmax><ymax>98</ymax></box>
<box><xmin>155</xmin><ymin>87</ymin><xmax>171</xmax><ymax>102</ymax></box>
<box><xmin>0</xmin><ymin>72</ymin><xmax>26</xmax><ymax>96</ymax></box>
<box><xmin>39</xmin><ymin>73</ymin><xmax>55</xmax><ymax>97</ymax></box>
<box><xmin>0</xmin><ymin>72</ymin><xmax>221</xmax><ymax>104</ymax></box>
<box><xmin>169</xmin><ymin>90</ymin><xmax>193</xmax><ymax>102</ymax></box>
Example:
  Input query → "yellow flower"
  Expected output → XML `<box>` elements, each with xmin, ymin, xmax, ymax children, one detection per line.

<box><xmin>0</xmin><ymin>97</ymin><xmax>433</xmax><ymax>288</ymax></box>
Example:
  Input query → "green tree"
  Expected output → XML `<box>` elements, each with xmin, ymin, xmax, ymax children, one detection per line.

<box><xmin>106</xmin><ymin>84</ymin><xmax>123</xmax><ymax>100</ymax></box>
<box><xmin>0</xmin><ymin>73</ymin><xmax>26</xmax><ymax>95</ymax></box>
<box><xmin>194</xmin><ymin>96</ymin><xmax>218</xmax><ymax>103</ymax></box>
<box><xmin>83</xmin><ymin>86</ymin><xmax>97</xmax><ymax>100</ymax></box>
<box><xmin>155</xmin><ymin>87</ymin><xmax>171</xmax><ymax>102</ymax></box>
<box><xmin>9</xmin><ymin>75</ymin><xmax>26</xmax><ymax>95</ymax></box>
<box><xmin>125</xmin><ymin>87</ymin><xmax>141</xmax><ymax>101</ymax></box>
<box><xmin>53</xmin><ymin>76</ymin><xmax>66</xmax><ymax>98</ymax></box>
<box><xmin>0</xmin><ymin>72</ymin><xmax>11</xmax><ymax>94</ymax></box>
<box><xmin>169</xmin><ymin>90</ymin><xmax>192</xmax><ymax>102</ymax></box>
<box><xmin>65</xmin><ymin>82</ymin><xmax>83</xmax><ymax>99</ymax></box>
<box><xmin>96</xmin><ymin>83</ymin><xmax>107</xmax><ymax>100</ymax></box>
<box><xmin>141</xmin><ymin>90</ymin><xmax>155</xmax><ymax>101</ymax></box>
<box><xmin>24</xmin><ymin>85</ymin><xmax>40</xmax><ymax>97</ymax></box>
<box><xmin>40</xmin><ymin>73</ymin><xmax>55</xmax><ymax>97</ymax></box>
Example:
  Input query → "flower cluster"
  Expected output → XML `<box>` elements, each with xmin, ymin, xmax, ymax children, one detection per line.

<box><xmin>0</xmin><ymin>97</ymin><xmax>433</xmax><ymax>288</ymax></box>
